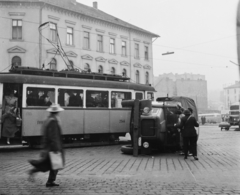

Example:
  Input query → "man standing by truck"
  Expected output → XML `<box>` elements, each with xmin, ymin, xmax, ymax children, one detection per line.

<box><xmin>175</xmin><ymin>109</ymin><xmax>199</xmax><ymax>160</ymax></box>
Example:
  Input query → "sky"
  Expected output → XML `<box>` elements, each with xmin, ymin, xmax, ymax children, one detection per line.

<box><xmin>77</xmin><ymin>0</ymin><xmax>240</xmax><ymax>91</ymax></box>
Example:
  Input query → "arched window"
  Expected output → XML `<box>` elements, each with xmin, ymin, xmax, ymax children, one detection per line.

<box><xmin>49</xmin><ymin>58</ymin><xmax>57</xmax><ymax>70</ymax></box>
<box><xmin>122</xmin><ymin>69</ymin><xmax>127</xmax><ymax>77</ymax></box>
<box><xmin>69</xmin><ymin>60</ymin><xmax>74</xmax><ymax>68</ymax></box>
<box><xmin>111</xmin><ymin>67</ymin><xmax>115</xmax><ymax>74</ymax></box>
<box><xmin>98</xmin><ymin>65</ymin><xmax>103</xmax><ymax>74</ymax></box>
<box><xmin>12</xmin><ymin>56</ymin><xmax>21</xmax><ymax>67</ymax></box>
<box><xmin>136</xmin><ymin>70</ymin><xmax>140</xmax><ymax>84</ymax></box>
<box><xmin>84</xmin><ymin>63</ymin><xmax>91</xmax><ymax>72</ymax></box>
<box><xmin>145</xmin><ymin>71</ymin><xmax>149</xmax><ymax>84</ymax></box>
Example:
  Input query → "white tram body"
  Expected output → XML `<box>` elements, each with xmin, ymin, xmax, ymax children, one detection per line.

<box><xmin>0</xmin><ymin>68</ymin><xmax>155</xmax><ymax>145</ymax></box>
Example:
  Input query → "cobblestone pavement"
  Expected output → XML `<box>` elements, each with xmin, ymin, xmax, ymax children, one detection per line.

<box><xmin>0</xmin><ymin>126</ymin><xmax>240</xmax><ymax>195</ymax></box>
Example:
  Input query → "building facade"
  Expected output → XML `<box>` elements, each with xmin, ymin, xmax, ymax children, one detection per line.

<box><xmin>154</xmin><ymin>73</ymin><xmax>208</xmax><ymax>111</ymax></box>
<box><xmin>0</xmin><ymin>0</ymin><xmax>159</xmax><ymax>85</ymax></box>
<box><xmin>223</xmin><ymin>81</ymin><xmax>240</xmax><ymax>109</ymax></box>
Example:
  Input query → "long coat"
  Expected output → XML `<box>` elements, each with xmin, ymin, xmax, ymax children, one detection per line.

<box><xmin>29</xmin><ymin>115</ymin><xmax>64</xmax><ymax>172</ymax></box>
<box><xmin>176</xmin><ymin>115</ymin><xmax>199</xmax><ymax>137</ymax></box>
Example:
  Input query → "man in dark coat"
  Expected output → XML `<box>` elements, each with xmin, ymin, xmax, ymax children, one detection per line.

<box><xmin>174</xmin><ymin>109</ymin><xmax>199</xmax><ymax>160</ymax></box>
<box><xmin>28</xmin><ymin>104</ymin><xmax>65</xmax><ymax>187</ymax></box>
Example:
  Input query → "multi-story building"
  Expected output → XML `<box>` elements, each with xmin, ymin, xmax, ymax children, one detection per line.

<box><xmin>0</xmin><ymin>0</ymin><xmax>159</xmax><ymax>85</ymax></box>
<box><xmin>223</xmin><ymin>81</ymin><xmax>240</xmax><ymax>109</ymax></box>
<box><xmin>154</xmin><ymin>73</ymin><xmax>208</xmax><ymax>111</ymax></box>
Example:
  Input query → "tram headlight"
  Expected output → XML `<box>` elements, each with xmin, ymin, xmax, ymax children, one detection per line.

<box><xmin>143</xmin><ymin>107</ymin><xmax>150</xmax><ymax>114</ymax></box>
<box><xmin>143</xmin><ymin>142</ymin><xmax>149</xmax><ymax>148</ymax></box>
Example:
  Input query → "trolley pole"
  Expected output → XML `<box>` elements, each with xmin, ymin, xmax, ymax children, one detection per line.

<box><xmin>122</xmin><ymin>99</ymin><xmax>140</xmax><ymax>157</ymax></box>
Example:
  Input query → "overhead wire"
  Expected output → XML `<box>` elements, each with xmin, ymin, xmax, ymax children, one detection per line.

<box><xmin>0</xmin><ymin>15</ymin><xmax>235</xmax><ymax>70</ymax></box>
<box><xmin>0</xmin><ymin>15</ymin><xmax>237</xmax><ymax>60</ymax></box>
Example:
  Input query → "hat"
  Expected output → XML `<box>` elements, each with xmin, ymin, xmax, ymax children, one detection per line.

<box><xmin>46</xmin><ymin>104</ymin><xmax>64</xmax><ymax>112</ymax></box>
<box><xmin>188</xmin><ymin>108</ymin><xmax>193</xmax><ymax>113</ymax></box>
<box><xmin>183</xmin><ymin>109</ymin><xmax>191</xmax><ymax>115</ymax></box>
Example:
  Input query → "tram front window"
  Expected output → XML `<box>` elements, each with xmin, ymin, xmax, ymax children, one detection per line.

<box><xmin>111</xmin><ymin>91</ymin><xmax>131</xmax><ymax>108</ymax></box>
<box><xmin>136</xmin><ymin>92</ymin><xmax>143</xmax><ymax>100</ymax></box>
<box><xmin>26</xmin><ymin>87</ymin><xmax>55</xmax><ymax>107</ymax></box>
<box><xmin>86</xmin><ymin>90</ymin><xmax>108</xmax><ymax>108</ymax></box>
<box><xmin>58</xmin><ymin>89</ymin><xmax>83</xmax><ymax>107</ymax></box>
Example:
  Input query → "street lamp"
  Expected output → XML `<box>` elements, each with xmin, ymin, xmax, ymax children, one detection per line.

<box><xmin>162</xmin><ymin>51</ymin><xmax>174</xmax><ymax>55</ymax></box>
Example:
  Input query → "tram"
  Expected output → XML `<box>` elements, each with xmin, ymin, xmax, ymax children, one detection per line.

<box><xmin>0</xmin><ymin>66</ymin><xmax>155</xmax><ymax>146</ymax></box>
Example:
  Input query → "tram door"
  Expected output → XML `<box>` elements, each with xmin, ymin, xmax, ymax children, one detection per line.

<box><xmin>1</xmin><ymin>83</ymin><xmax>23</xmax><ymax>139</ymax></box>
<box><xmin>0</xmin><ymin>83</ymin><xmax>3</xmax><ymax>139</ymax></box>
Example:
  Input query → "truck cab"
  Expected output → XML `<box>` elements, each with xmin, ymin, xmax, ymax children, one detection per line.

<box><xmin>140</xmin><ymin>102</ymin><xmax>181</xmax><ymax>153</ymax></box>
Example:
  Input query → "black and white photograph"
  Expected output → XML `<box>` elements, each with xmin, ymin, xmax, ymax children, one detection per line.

<box><xmin>0</xmin><ymin>0</ymin><xmax>240</xmax><ymax>194</ymax></box>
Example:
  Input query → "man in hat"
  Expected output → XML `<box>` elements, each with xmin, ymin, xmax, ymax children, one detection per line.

<box><xmin>174</xmin><ymin>109</ymin><xmax>199</xmax><ymax>160</ymax></box>
<box><xmin>28</xmin><ymin>104</ymin><xmax>65</xmax><ymax>187</ymax></box>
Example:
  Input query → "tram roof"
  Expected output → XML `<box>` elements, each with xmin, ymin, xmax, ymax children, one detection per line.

<box><xmin>0</xmin><ymin>72</ymin><xmax>156</xmax><ymax>92</ymax></box>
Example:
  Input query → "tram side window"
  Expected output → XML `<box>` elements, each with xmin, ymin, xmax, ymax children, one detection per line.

<box><xmin>0</xmin><ymin>84</ymin><xmax>2</xmax><ymax>108</ymax></box>
<box><xmin>136</xmin><ymin>92</ymin><xmax>143</xmax><ymax>100</ymax></box>
<box><xmin>26</xmin><ymin>87</ymin><xmax>55</xmax><ymax>106</ymax></box>
<box><xmin>58</xmin><ymin>89</ymin><xmax>83</xmax><ymax>107</ymax></box>
<box><xmin>111</xmin><ymin>91</ymin><xmax>132</xmax><ymax>108</ymax></box>
<box><xmin>86</xmin><ymin>90</ymin><xmax>108</xmax><ymax>108</ymax></box>
<box><xmin>147</xmin><ymin>92</ymin><xmax>154</xmax><ymax>101</ymax></box>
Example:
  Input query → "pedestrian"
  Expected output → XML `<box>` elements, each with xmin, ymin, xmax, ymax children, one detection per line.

<box><xmin>174</xmin><ymin>109</ymin><xmax>199</xmax><ymax>160</ymax></box>
<box><xmin>28</xmin><ymin>104</ymin><xmax>65</xmax><ymax>187</ymax></box>
<box><xmin>1</xmin><ymin>89</ymin><xmax>18</xmax><ymax>144</ymax></box>
<box><xmin>175</xmin><ymin>110</ymin><xmax>184</xmax><ymax>155</ymax></box>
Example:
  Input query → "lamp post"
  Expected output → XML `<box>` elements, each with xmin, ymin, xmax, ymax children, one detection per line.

<box><xmin>162</xmin><ymin>51</ymin><xmax>174</xmax><ymax>55</ymax></box>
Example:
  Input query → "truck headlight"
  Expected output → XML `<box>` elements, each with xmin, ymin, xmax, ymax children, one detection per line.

<box><xmin>143</xmin><ymin>107</ymin><xmax>150</xmax><ymax>114</ymax></box>
<box><xmin>143</xmin><ymin>142</ymin><xmax>149</xmax><ymax>148</ymax></box>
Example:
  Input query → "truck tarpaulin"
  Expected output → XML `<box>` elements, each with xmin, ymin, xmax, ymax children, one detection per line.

<box><xmin>156</xmin><ymin>96</ymin><xmax>198</xmax><ymax>119</ymax></box>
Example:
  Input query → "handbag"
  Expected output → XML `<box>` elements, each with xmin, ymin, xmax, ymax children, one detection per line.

<box><xmin>16</xmin><ymin>108</ymin><xmax>22</xmax><ymax>127</ymax></box>
<box><xmin>49</xmin><ymin>151</ymin><xmax>64</xmax><ymax>170</ymax></box>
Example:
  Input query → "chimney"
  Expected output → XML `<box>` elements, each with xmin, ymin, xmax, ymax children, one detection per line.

<box><xmin>93</xmin><ymin>1</ymin><xmax>98</xmax><ymax>9</ymax></box>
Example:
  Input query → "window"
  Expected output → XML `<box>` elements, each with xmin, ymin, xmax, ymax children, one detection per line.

<box><xmin>26</xmin><ymin>87</ymin><xmax>55</xmax><ymax>107</ymax></box>
<box><xmin>134</xmin><ymin>43</ymin><xmax>139</xmax><ymax>58</ymax></box>
<box><xmin>145</xmin><ymin>71</ymin><xmax>149</xmax><ymax>84</ymax></box>
<box><xmin>110</xmin><ymin>38</ymin><xmax>115</xmax><ymax>54</ymax></box>
<box><xmin>68</xmin><ymin>60</ymin><xmax>74</xmax><ymax>69</ymax></box>
<box><xmin>58</xmin><ymin>89</ymin><xmax>83</xmax><ymax>107</ymax></box>
<box><xmin>122</xmin><ymin>69</ymin><xmax>127</xmax><ymax>77</ymax></box>
<box><xmin>12</xmin><ymin>56</ymin><xmax>21</xmax><ymax>67</ymax></box>
<box><xmin>67</xmin><ymin>27</ymin><xmax>73</xmax><ymax>45</ymax></box>
<box><xmin>136</xmin><ymin>92</ymin><xmax>143</xmax><ymax>100</ymax></box>
<box><xmin>144</xmin><ymin>46</ymin><xmax>149</xmax><ymax>60</ymax></box>
<box><xmin>98</xmin><ymin>65</ymin><xmax>103</xmax><ymax>73</ymax></box>
<box><xmin>122</xmin><ymin>41</ymin><xmax>127</xmax><ymax>56</ymax></box>
<box><xmin>97</xmin><ymin>35</ymin><xmax>103</xmax><ymax>52</ymax></box>
<box><xmin>50</xmin><ymin>23</ymin><xmax>57</xmax><ymax>42</ymax></box>
<box><xmin>83</xmin><ymin>31</ymin><xmax>90</xmax><ymax>49</ymax></box>
<box><xmin>111</xmin><ymin>67</ymin><xmax>115</xmax><ymax>75</ymax></box>
<box><xmin>86</xmin><ymin>90</ymin><xmax>109</xmax><ymax>108</ymax></box>
<box><xmin>147</xmin><ymin>92</ymin><xmax>154</xmax><ymax>100</ymax></box>
<box><xmin>84</xmin><ymin>63</ymin><xmax>91</xmax><ymax>72</ymax></box>
<box><xmin>12</xmin><ymin>19</ymin><xmax>22</xmax><ymax>40</ymax></box>
<box><xmin>136</xmin><ymin>70</ymin><xmax>140</xmax><ymax>84</ymax></box>
<box><xmin>111</xmin><ymin>91</ymin><xmax>132</xmax><ymax>108</ymax></box>
<box><xmin>49</xmin><ymin>58</ymin><xmax>57</xmax><ymax>70</ymax></box>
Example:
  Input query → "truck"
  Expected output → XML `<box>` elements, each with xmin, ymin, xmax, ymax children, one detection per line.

<box><xmin>121</xmin><ymin>96</ymin><xmax>199</xmax><ymax>154</ymax></box>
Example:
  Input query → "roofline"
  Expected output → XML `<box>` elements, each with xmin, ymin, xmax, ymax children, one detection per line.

<box><xmin>0</xmin><ymin>73</ymin><xmax>156</xmax><ymax>92</ymax></box>
<box><xmin>0</xmin><ymin>0</ymin><xmax>159</xmax><ymax>38</ymax></box>
<box><xmin>47</xmin><ymin>1</ymin><xmax>160</xmax><ymax>38</ymax></box>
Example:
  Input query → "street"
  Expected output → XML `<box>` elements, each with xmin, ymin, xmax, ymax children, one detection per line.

<box><xmin>0</xmin><ymin>125</ymin><xmax>240</xmax><ymax>195</ymax></box>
